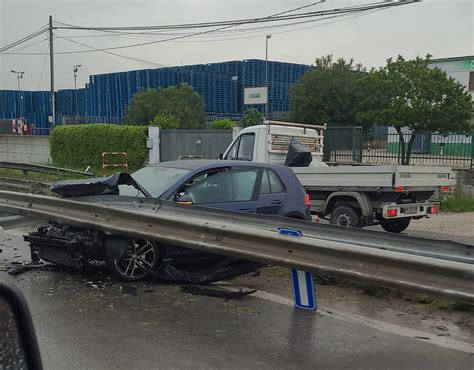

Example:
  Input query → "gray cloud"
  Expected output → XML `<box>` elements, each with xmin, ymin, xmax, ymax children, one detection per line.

<box><xmin>1</xmin><ymin>0</ymin><xmax>472</xmax><ymax>91</ymax></box>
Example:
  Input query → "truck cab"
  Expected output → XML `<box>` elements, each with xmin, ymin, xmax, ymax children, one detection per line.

<box><xmin>223</xmin><ymin>122</ymin><xmax>326</xmax><ymax>166</ymax></box>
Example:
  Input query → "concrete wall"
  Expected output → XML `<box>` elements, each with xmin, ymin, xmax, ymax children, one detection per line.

<box><xmin>0</xmin><ymin>134</ymin><xmax>51</xmax><ymax>163</ymax></box>
<box><xmin>454</xmin><ymin>169</ymin><xmax>474</xmax><ymax>197</ymax></box>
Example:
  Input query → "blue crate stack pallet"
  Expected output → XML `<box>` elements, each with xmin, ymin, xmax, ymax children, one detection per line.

<box><xmin>0</xmin><ymin>59</ymin><xmax>309</xmax><ymax>132</ymax></box>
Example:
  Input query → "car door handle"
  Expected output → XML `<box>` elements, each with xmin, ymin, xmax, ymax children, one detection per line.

<box><xmin>271</xmin><ymin>200</ymin><xmax>283</xmax><ymax>205</ymax></box>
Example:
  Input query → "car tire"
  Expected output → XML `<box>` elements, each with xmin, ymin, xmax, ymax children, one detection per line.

<box><xmin>105</xmin><ymin>238</ymin><xmax>161</xmax><ymax>281</ymax></box>
<box><xmin>329</xmin><ymin>206</ymin><xmax>361</xmax><ymax>227</ymax></box>
<box><xmin>380</xmin><ymin>218</ymin><xmax>411</xmax><ymax>233</ymax></box>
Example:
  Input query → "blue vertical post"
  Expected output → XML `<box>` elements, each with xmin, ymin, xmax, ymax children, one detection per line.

<box><xmin>278</xmin><ymin>228</ymin><xmax>317</xmax><ymax>311</ymax></box>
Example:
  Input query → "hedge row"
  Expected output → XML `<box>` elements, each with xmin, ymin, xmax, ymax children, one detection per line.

<box><xmin>50</xmin><ymin>124</ymin><xmax>148</xmax><ymax>171</ymax></box>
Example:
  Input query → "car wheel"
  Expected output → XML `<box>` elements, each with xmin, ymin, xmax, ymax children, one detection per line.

<box><xmin>329</xmin><ymin>206</ymin><xmax>360</xmax><ymax>227</ymax></box>
<box><xmin>380</xmin><ymin>218</ymin><xmax>411</xmax><ymax>233</ymax></box>
<box><xmin>105</xmin><ymin>239</ymin><xmax>160</xmax><ymax>281</ymax></box>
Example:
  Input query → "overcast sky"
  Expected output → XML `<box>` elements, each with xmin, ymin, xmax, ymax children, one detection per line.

<box><xmin>0</xmin><ymin>0</ymin><xmax>472</xmax><ymax>91</ymax></box>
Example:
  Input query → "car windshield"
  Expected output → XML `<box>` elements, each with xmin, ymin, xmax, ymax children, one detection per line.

<box><xmin>120</xmin><ymin>166</ymin><xmax>190</xmax><ymax>198</ymax></box>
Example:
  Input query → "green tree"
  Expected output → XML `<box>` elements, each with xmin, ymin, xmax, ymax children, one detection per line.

<box><xmin>124</xmin><ymin>83</ymin><xmax>206</xmax><ymax>128</ymax></box>
<box><xmin>210</xmin><ymin>119</ymin><xmax>235</xmax><ymax>129</ymax></box>
<box><xmin>240</xmin><ymin>108</ymin><xmax>263</xmax><ymax>127</ymax></box>
<box><xmin>150</xmin><ymin>114</ymin><xmax>179</xmax><ymax>129</ymax></box>
<box><xmin>356</xmin><ymin>55</ymin><xmax>472</xmax><ymax>164</ymax></box>
<box><xmin>288</xmin><ymin>55</ymin><xmax>366</xmax><ymax>126</ymax></box>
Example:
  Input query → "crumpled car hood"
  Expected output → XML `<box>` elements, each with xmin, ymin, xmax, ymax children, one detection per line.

<box><xmin>50</xmin><ymin>172</ymin><xmax>149</xmax><ymax>198</ymax></box>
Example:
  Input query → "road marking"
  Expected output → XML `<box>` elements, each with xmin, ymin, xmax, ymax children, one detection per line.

<box><xmin>220</xmin><ymin>283</ymin><xmax>474</xmax><ymax>354</ymax></box>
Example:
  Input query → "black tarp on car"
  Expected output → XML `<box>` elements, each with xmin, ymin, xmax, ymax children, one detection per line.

<box><xmin>50</xmin><ymin>173</ymin><xmax>145</xmax><ymax>198</ymax></box>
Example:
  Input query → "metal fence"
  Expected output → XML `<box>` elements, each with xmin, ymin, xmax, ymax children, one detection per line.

<box><xmin>324</xmin><ymin>127</ymin><xmax>473</xmax><ymax>168</ymax></box>
<box><xmin>59</xmin><ymin>115</ymin><xmax>123</xmax><ymax>125</ymax></box>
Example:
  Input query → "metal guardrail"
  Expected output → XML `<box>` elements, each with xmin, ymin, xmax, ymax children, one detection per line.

<box><xmin>0</xmin><ymin>177</ymin><xmax>50</xmax><ymax>193</ymax></box>
<box><xmin>0</xmin><ymin>191</ymin><xmax>472</xmax><ymax>304</ymax></box>
<box><xmin>0</xmin><ymin>161</ymin><xmax>94</xmax><ymax>177</ymax></box>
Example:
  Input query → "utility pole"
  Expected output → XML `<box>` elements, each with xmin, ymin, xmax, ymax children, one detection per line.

<box><xmin>73</xmin><ymin>64</ymin><xmax>82</xmax><ymax>124</ymax></box>
<box><xmin>265</xmin><ymin>34</ymin><xmax>271</xmax><ymax>119</ymax></box>
<box><xmin>49</xmin><ymin>15</ymin><xmax>56</xmax><ymax>126</ymax></box>
<box><xmin>11</xmin><ymin>70</ymin><xmax>25</xmax><ymax>117</ymax></box>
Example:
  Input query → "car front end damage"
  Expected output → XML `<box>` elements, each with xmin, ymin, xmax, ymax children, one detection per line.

<box><xmin>20</xmin><ymin>170</ymin><xmax>268</xmax><ymax>282</ymax></box>
<box><xmin>24</xmin><ymin>223</ymin><xmax>264</xmax><ymax>283</ymax></box>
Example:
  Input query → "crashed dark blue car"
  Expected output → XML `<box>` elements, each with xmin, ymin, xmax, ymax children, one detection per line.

<box><xmin>26</xmin><ymin>160</ymin><xmax>311</xmax><ymax>282</ymax></box>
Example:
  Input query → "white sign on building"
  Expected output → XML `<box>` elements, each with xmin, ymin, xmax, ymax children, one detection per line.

<box><xmin>244</xmin><ymin>87</ymin><xmax>268</xmax><ymax>105</ymax></box>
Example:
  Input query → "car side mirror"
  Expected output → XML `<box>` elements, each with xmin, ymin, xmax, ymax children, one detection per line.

<box><xmin>176</xmin><ymin>194</ymin><xmax>194</xmax><ymax>204</ymax></box>
<box><xmin>0</xmin><ymin>282</ymin><xmax>43</xmax><ymax>369</ymax></box>
<box><xmin>216</xmin><ymin>153</ymin><xmax>223</xmax><ymax>160</ymax></box>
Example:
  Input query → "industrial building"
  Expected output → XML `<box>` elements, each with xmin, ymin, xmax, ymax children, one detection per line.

<box><xmin>429</xmin><ymin>55</ymin><xmax>474</xmax><ymax>98</ymax></box>
<box><xmin>0</xmin><ymin>59</ymin><xmax>309</xmax><ymax>134</ymax></box>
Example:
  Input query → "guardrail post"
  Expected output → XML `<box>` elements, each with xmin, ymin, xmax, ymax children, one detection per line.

<box><xmin>278</xmin><ymin>228</ymin><xmax>317</xmax><ymax>311</ymax></box>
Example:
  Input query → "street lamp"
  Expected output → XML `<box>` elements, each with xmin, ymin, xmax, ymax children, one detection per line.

<box><xmin>265</xmin><ymin>34</ymin><xmax>271</xmax><ymax>119</ymax></box>
<box><xmin>73</xmin><ymin>64</ymin><xmax>82</xmax><ymax>123</ymax></box>
<box><xmin>11</xmin><ymin>70</ymin><xmax>25</xmax><ymax>117</ymax></box>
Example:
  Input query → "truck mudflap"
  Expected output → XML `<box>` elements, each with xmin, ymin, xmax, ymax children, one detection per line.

<box><xmin>382</xmin><ymin>202</ymin><xmax>439</xmax><ymax>220</ymax></box>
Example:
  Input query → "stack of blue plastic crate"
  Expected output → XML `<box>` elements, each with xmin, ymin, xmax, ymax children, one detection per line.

<box><xmin>0</xmin><ymin>59</ymin><xmax>309</xmax><ymax>132</ymax></box>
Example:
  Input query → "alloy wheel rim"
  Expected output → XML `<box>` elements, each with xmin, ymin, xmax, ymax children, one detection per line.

<box><xmin>114</xmin><ymin>240</ymin><xmax>156</xmax><ymax>279</ymax></box>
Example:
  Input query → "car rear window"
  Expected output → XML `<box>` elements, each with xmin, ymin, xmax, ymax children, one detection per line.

<box><xmin>260</xmin><ymin>169</ymin><xmax>285</xmax><ymax>194</ymax></box>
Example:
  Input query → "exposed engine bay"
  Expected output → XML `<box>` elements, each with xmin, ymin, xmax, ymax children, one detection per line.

<box><xmin>24</xmin><ymin>223</ymin><xmax>264</xmax><ymax>282</ymax></box>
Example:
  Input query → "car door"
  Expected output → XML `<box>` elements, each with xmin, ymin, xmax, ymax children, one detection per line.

<box><xmin>224</xmin><ymin>133</ymin><xmax>255</xmax><ymax>161</ymax></box>
<box><xmin>256</xmin><ymin>169</ymin><xmax>287</xmax><ymax>215</ymax></box>
<box><xmin>179</xmin><ymin>167</ymin><xmax>260</xmax><ymax>213</ymax></box>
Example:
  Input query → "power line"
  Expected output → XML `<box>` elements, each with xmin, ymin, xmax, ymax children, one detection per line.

<box><xmin>0</xmin><ymin>37</ymin><xmax>49</xmax><ymax>55</ymax></box>
<box><xmin>59</xmin><ymin>36</ymin><xmax>168</xmax><ymax>67</ymax></box>
<box><xmin>54</xmin><ymin>14</ymin><xmax>358</xmax><ymax>44</ymax></box>
<box><xmin>0</xmin><ymin>1</ymin><xmax>418</xmax><ymax>56</ymax></box>
<box><xmin>51</xmin><ymin>1</ymin><xmax>328</xmax><ymax>40</ymax></box>
<box><xmin>177</xmin><ymin>9</ymin><xmax>387</xmax><ymax>43</ymax></box>
<box><xmin>37</xmin><ymin>42</ymin><xmax>50</xmax><ymax>90</ymax></box>
<box><xmin>0</xmin><ymin>26</ymin><xmax>48</xmax><ymax>53</ymax></box>
<box><xmin>4</xmin><ymin>1</ymin><xmax>330</xmax><ymax>55</ymax></box>
<box><xmin>56</xmin><ymin>8</ymin><xmax>386</xmax><ymax>75</ymax></box>
<box><xmin>52</xmin><ymin>1</ymin><xmax>402</xmax><ymax>31</ymax></box>
<box><xmin>49</xmin><ymin>1</ymin><xmax>415</xmax><ymax>54</ymax></box>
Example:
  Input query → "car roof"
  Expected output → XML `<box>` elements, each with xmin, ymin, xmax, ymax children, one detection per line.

<box><xmin>150</xmin><ymin>160</ymin><xmax>286</xmax><ymax>171</ymax></box>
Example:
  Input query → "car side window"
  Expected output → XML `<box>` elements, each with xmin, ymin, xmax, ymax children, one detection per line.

<box><xmin>260</xmin><ymin>170</ymin><xmax>271</xmax><ymax>194</ymax></box>
<box><xmin>224</xmin><ymin>138</ymin><xmax>239</xmax><ymax>160</ymax></box>
<box><xmin>184</xmin><ymin>168</ymin><xmax>258</xmax><ymax>204</ymax></box>
<box><xmin>237</xmin><ymin>134</ymin><xmax>255</xmax><ymax>161</ymax></box>
<box><xmin>260</xmin><ymin>169</ymin><xmax>285</xmax><ymax>194</ymax></box>
<box><xmin>268</xmin><ymin>170</ymin><xmax>285</xmax><ymax>193</ymax></box>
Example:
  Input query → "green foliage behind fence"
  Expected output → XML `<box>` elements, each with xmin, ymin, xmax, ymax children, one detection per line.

<box><xmin>50</xmin><ymin>124</ymin><xmax>148</xmax><ymax>171</ymax></box>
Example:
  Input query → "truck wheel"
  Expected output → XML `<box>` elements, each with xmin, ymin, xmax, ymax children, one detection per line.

<box><xmin>105</xmin><ymin>239</ymin><xmax>160</xmax><ymax>281</ymax></box>
<box><xmin>380</xmin><ymin>218</ymin><xmax>411</xmax><ymax>233</ymax></box>
<box><xmin>329</xmin><ymin>206</ymin><xmax>360</xmax><ymax>227</ymax></box>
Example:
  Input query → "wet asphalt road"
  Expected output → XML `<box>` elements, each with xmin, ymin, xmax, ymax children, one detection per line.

<box><xmin>1</xmin><ymin>228</ymin><xmax>473</xmax><ymax>369</ymax></box>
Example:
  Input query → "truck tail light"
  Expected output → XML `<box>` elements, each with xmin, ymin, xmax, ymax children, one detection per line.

<box><xmin>394</xmin><ymin>186</ymin><xmax>405</xmax><ymax>193</ymax></box>
<box><xmin>439</xmin><ymin>186</ymin><xmax>450</xmax><ymax>192</ymax></box>
<box><xmin>430</xmin><ymin>206</ymin><xmax>439</xmax><ymax>214</ymax></box>
<box><xmin>387</xmin><ymin>208</ymin><xmax>398</xmax><ymax>217</ymax></box>
<box><xmin>305</xmin><ymin>194</ymin><xmax>311</xmax><ymax>207</ymax></box>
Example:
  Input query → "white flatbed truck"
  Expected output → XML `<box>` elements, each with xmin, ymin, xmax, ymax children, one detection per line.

<box><xmin>221</xmin><ymin>121</ymin><xmax>454</xmax><ymax>232</ymax></box>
